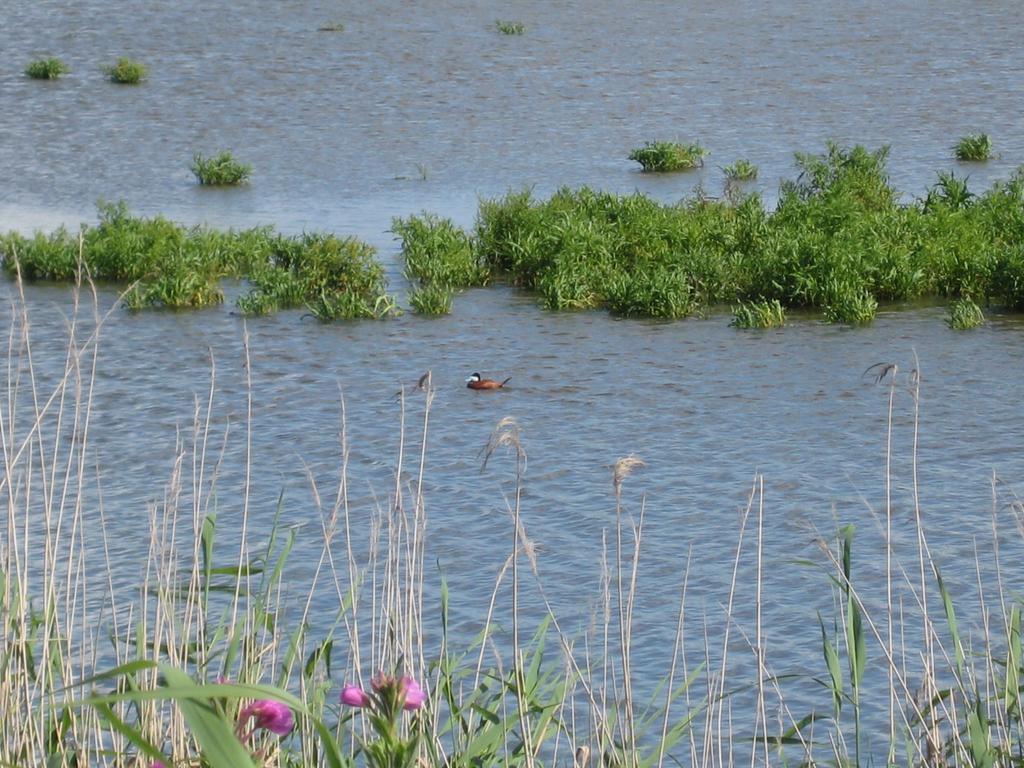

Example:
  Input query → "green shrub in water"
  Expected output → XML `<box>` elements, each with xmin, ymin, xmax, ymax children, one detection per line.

<box><xmin>731</xmin><ymin>298</ymin><xmax>785</xmax><ymax>328</ymax></box>
<box><xmin>24</xmin><ymin>58</ymin><xmax>69</xmax><ymax>80</ymax></box>
<box><xmin>495</xmin><ymin>20</ymin><xmax>525</xmax><ymax>34</ymax></box>
<box><xmin>408</xmin><ymin>284</ymin><xmax>454</xmax><ymax>315</ymax></box>
<box><xmin>105</xmin><ymin>57</ymin><xmax>147</xmax><ymax>84</ymax></box>
<box><xmin>947</xmin><ymin>297</ymin><xmax>985</xmax><ymax>329</ymax></box>
<box><xmin>628</xmin><ymin>141</ymin><xmax>707</xmax><ymax>172</ymax></box>
<box><xmin>317</xmin><ymin>21</ymin><xmax>345</xmax><ymax>31</ymax></box>
<box><xmin>722</xmin><ymin>159</ymin><xmax>758</xmax><ymax>181</ymax></box>
<box><xmin>191</xmin><ymin>151</ymin><xmax>252</xmax><ymax>186</ymax></box>
<box><xmin>954</xmin><ymin>133</ymin><xmax>993</xmax><ymax>161</ymax></box>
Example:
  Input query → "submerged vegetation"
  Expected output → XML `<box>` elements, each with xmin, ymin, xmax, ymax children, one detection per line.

<box><xmin>954</xmin><ymin>133</ymin><xmax>993</xmax><ymax>161</ymax></box>
<box><xmin>628</xmin><ymin>140</ymin><xmax>707</xmax><ymax>172</ymax></box>
<box><xmin>495</xmin><ymin>19</ymin><xmax>525</xmax><ymax>34</ymax></box>
<box><xmin>191</xmin><ymin>151</ymin><xmax>253</xmax><ymax>185</ymax></box>
<box><xmin>24</xmin><ymin>57</ymin><xmax>69</xmax><ymax>79</ymax></box>
<box><xmin>104</xmin><ymin>57</ymin><xmax>147</xmax><ymax>83</ymax></box>
<box><xmin>317</xmin><ymin>21</ymin><xmax>345</xmax><ymax>31</ymax></box>
<box><xmin>0</xmin><ymin>201</ymin><xmax>393</xmax><ymax>318</ymax></box>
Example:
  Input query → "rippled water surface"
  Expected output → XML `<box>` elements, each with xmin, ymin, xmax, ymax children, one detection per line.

<box><xmin>3</xmin><ymin>0</ymin><xmax>1024</xmax><ymax>751</ymax></box>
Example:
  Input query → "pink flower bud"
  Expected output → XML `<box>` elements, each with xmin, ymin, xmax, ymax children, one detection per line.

<box><xmin>237</xmin><ymin>699</ymin><xmax>294</xmax><ymax>737</ymax></box>
<box><xmin>370</xmin><ymin>672</ymin><xmax>392</xmax><ymax>693</ymax></box>
<box><xmin>400</xmin><ymin>676</ymin><xmax>427</xmax><ymax>711</ymax></box>
<box><xmin>340</xmin><ymin>683</ymin><xmax>370</xmax><ymax>708</ymax></box>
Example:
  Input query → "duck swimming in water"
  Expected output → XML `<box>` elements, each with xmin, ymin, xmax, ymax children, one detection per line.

<box><xmin>466</xmin><ymin>372</ymin><xmax>511</xmax><ymax>390</ymax></box>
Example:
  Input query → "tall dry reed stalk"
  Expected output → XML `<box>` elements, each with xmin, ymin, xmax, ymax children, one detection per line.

<box><xmin>3</xmin><ymin>258</ymin><xmax>1024</xmax><ymax>767</ymax></box>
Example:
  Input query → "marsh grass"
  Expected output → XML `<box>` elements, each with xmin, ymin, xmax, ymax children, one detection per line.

<box><xmin>721</xmin><ymin>159</ymin><xmax>758</xmax><ymax>181</ymax></box>
<box><xmin>495</xmin><ymin>20</ymin><xmax>525</xmax><ymax>34</ymax></box>
<box><xmin>822</xmin><ymin>288</ymin><xmax>878</xmax><ymax>325</ymax></box>
<box><xmin>24</xmin><ymin>57</ymin><xmax>69</xmax><ymax>79</ymax></box>
<box><xmin>9</xmin><ymin>143</ymin><xmax>1024</xmax><ymax>325</ymax></box>
<box><xmin>393</xmin><ymin>213</ymin><xmax>488</xmax><ymax>289</ymax></box>
<box><xmin>628</xmin><ymin>141</ymin><xmax>707</xmax><ymax>172</ymax></box>
<box><xmin>730</xmin><ymin>298</ymin><xmax>785</xmax><ymax>328</ymax></box>
<box><xmin>393</xmin><ymin>213</ymin><xmax>488</xmax><ymax>314</ymax></box>
<box><xmin>104</xmin><ymin>57</ymin><xmax>147</xmax><ymax>84</ymax></box>
<box><xmin>0</xmin><ymin>202</ymin><xmax>394</xmax><ymax>317</ymax></box>
<box><xmin>191</xmin><ymin>151</ymin><xmax>252</xmax><ymax>186</ymax></box>
<box><xmin>954</xmin><ymin>133</ymin><xmax>993</xmax><ymax>161</ymax></box>
<box><xmin>947</xmin><ymin>297</ymin><xmax>985</xmax><ymax>329</ymax></box>
<box><xmin>468</xmin><ymin>144</ymin><xmax>1024</xmax><ymax>320</ymax></box>
<box><xmin>6</xmin><ymin>284</ymin><xmax>1024</xmax><ymax>767</ymax></box>
<box><xmin>408</xmin><ymin>284</ymin><xmax>454</xmax><ymax>315</ymax></box>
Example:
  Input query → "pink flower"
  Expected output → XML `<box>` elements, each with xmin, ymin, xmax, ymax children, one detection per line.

<box><xmin>237</xmin><ymin>699</ymin><xmax>294</xmax><ymax>738</ymax></box>
<box><xmin>400</xmin><ymin>676</ymin><xmax>427</xmax><ymax>711</ymax></box>
<box><xmin>151</xmin><ymin>762</ymin><xmax>168</xmax><ymax>768</ymax></box>
<box><xmin>340</xmin><ymin>683</ymin><xmax>370</xmax><ymax>708</ymax></box>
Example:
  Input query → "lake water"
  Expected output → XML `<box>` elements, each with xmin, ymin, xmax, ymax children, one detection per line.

<box><xmin>3</xmin><ymin>0</ymin><xmax>1024</xmax><ymax>759</ymax></box>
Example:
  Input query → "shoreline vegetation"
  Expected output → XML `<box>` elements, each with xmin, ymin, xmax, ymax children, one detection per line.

<box><xmin>2</xmin><ymin>287</ymin><xmax>1024</xmax><ymax>766</ymax></box>
<box><xmin>3</xmin><ymin>143</ymin><xmax>1024</xmax><ymax>325</ymax></box>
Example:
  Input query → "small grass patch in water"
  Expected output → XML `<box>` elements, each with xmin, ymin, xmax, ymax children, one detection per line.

<box><xmin>823</xmin><ymin>289</ymin><xmax>878</xmax><ymax>325</ymax></box>
<box><xmin>954</xmin><ymin>133</ymin><xmax>993</xmax><ymax>161</ymax></box>
<box><xmin>393</xmin><ymin>213</ymin><xmax>488</xmax><ymax>290</ymax></box>
<box><xmin>628</xmin><ymin>141</ymin><xmax>707</xmax><ymax>172</ymax></box>
<box><xmin>241</xmin><ymin>232</ymin><xmax>395</xmax><ymax>320</ymax></box>
<box><xmin>191</xmin><ymin>151</ymin><xmax>252</xmax><ymax>186</ymax></box>
<box><xmin>24</xmin><ymin>58</ymin><xmax>69</xmax><ymax>80</ymax></box>
<box><xmin>495</xmin><ymin>20</ymin><xmax>525</xmax><ymax>34</ymax></box>
<box><xmin>408</xmin><ymin>283</ymin><xmax>454</xmax><ymax>315</ymax></box>
<box><xmin>947</xmin><ymin>297</ymin><xmax>985</xmax><ymax>329</ymax></box>
<box><xmin>317</xmin><ymin>21</ymin><xmax>345</xmax><ymax>31</ymax></box>
<box><xmin>722</xmin><ymin>159</ymin><xmax>758</xmax><ymax>181</ymax></box>
<box><xmin>731</xmin><ymin>298</ymin><xmax>785</xmax><ymax>328</ymax></box>
<box><xmin>104</xmin><ymin>57</ymin><xmax>147</xmax><ymax>84</ymax></box>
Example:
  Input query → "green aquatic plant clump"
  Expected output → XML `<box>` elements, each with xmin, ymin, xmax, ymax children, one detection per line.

<box><xmin>722</xmin><ymin>159</ymin><xmax>758</xmax><ymax>181</ymax></box>
<box><xmin>731</xmin><ymin>299</ymin><xmax>785</xmax><ymax>328</ymax></box>
<box><xmin>495</xmin><ymin>20</ymin><xmax>525</xmax><ymax>34</ymax></box>
<box><xmin>240</xmin><ymin>232</ymin><xmax>395</xmax><ymax>320</ymax></box>
<box><xmin>105</xmin><ymin>57</ymin><xmax>147</xmax><ymax>84</ymax></box>
<box><xmin>393</xmin><ymin>213</ymin><xmax>489</xmax><ymax>315</ymax></box>
<box><xmin>0</xmin><ymin>202</ymin><xmax>394</xmax><ymax>317</ymax></box>
<box><xmin>471</xmin><ymin>143</ymin><xmax>1024</xmax><ymax>321</ymax></box>
<box><xmin>628</xmin><ymin>141</ymin><xmax>707</xmax><ymax>172</ymax></box>
<box><xmin>947</xmin><ymin>297</ymin><xmax>985</xmax><ymax>329</ymax></box>
<box><xmin>408</xmin><ymin>284</ymin><xmax>454</xmax><ymax>315</ymax></box>
<box><xmin>393</xmin><ymin>213</ymin><xmax>488</xmax><ymax>288</ymax></box>
<box><xmin>317</xmin><ymin>21</ymin><xmax>345</xmax><ymax>31</ymax></box>
<box><xmin>955</xmin><ymin>133</ymin><xmax>993</xmax><ymax>161</ymax></box>
<box><xmin>191</xmin><ymin>151</ymin><xmax>252</xmax><ymax>186</ymax></box>
<box><xmin>24</xmin><ymin>58</ymin><xmax>69</xmax><ymax>80</ymax></box>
